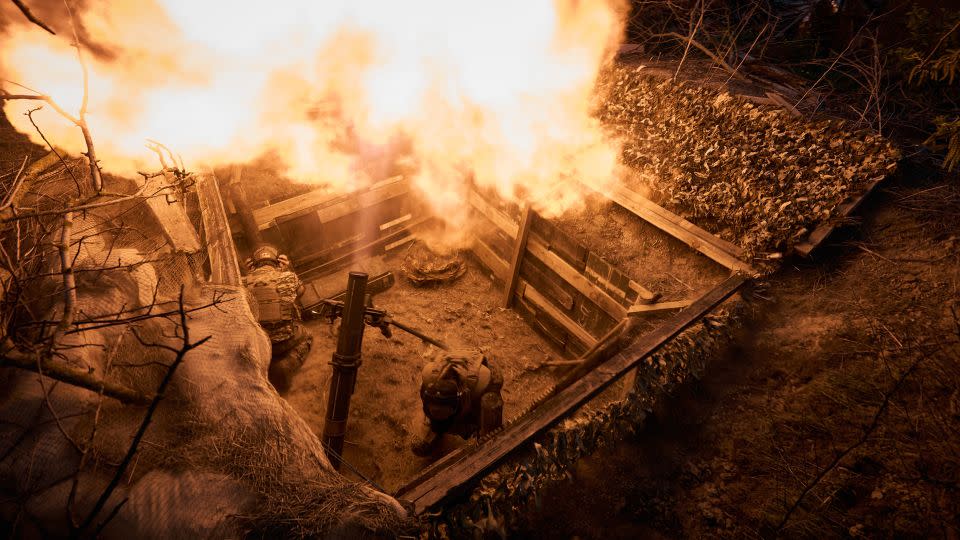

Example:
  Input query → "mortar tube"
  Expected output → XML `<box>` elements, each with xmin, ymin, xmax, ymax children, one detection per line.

<box><xmin>321</xmin><ymin>271</ymin><xmax>368</xmax><ymax>470</ymax></box>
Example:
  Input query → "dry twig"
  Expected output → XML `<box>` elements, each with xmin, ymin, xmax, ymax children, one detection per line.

<box><xmin>10</xmin><ymin>0</ymin><xmax>56</xmax><ymax>35</ymax></box>
<box><xmin>77</xmin><ymin>287</ymin><xmax>212</xmax><ymax>535</ymax></box>
<box><xmin>774</xmin><ymin>355</ymin><xmax>922</xmax><ymax>533</ymax></box>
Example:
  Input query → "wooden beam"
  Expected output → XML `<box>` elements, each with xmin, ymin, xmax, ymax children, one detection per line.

<box><xmin>582</xmin><ymin>180</ymin><xmax>754</xmax><ymax>274</ymax></box>
<box><xmin>468</xmin><ymin>189</ymin><xmax>518</xmax><ymax>237</ymax></box>
<box><xmin>473</xmin><ymin>236</ymin><xmax>596</xmax><ymax>348</ymax></box>
<box><xmin>518</xmin><ymin>280</ymin><xmax>598</xmax><ymax>348</ymax></box>
<box><xmin>226</xmin><ymin>167</ymin><xmax>264</xmax><ymax>247</ymax></box>
<box><xmin>252</xmin><ymin>176</ymin><xmax>408</xmax><ymax>231</ymax></box>
<box><xmin>315</xmin><ymin>177</ymin><xmax>409</xmax><ymax>224</ymax></box>
<box><xmin>794</xmin><ymin>175</ymin><xmax>887</xmax><ymax>257</ymax></box>
<box><xmin>297</xmin><ymin>215</ymin><xmax>432</xmax><ymax>279</ymax></box>
<box><xmin>196</xmin><ymin>173</ymin><xmax>242</xmax><ymax>286</ymax></box>
<box><xmin>626</xmin><ymin>299</ymin><xmax>691</xmax><ymax>315</ymax></box>
<box><xmin>395</xmin><ymin>272</ymin><xmax>750</xmax><ymax>513</ymax></box>
<box><xmin>502</xmin><ymin>203</ymin><xmax>532</xmax><ymax>308</ymax></box>
<box><xmin>144</xmin><ymin>173</ymin><xmax>201</xmax><ymax>254</ymax></box>
<box><xmin>527</xmin><ymin>238</ymin><xmax>628</xmax><ymax>320</ymax></box>
<box><xmin>471</xmin><ymin>236</ymin><xmax>509</xmax><ymax>282</ymax></box>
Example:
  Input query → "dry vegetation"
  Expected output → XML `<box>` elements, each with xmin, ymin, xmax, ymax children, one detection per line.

<box><xmin>597</xmin><ymin>66</ymin><xmax>900</xmax><ymax>259</ymax></box>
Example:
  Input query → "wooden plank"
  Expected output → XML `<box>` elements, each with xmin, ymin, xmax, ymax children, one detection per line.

<box><xmin>297</xmin><ymin>215</ymin><xmax>432</xmax><ymax>279</ymax></box>
<box><xmin>519</xmin><ymin>280</ymin><xmax>598</xmax><ymax>348</ymax></box>
<box><xmin>380</xmin><ymin>213</ymin><xmax>412</xmax><ymax>231</ymax></box>
<box><xmin>582</xmin><ymin>180</ymin><xmax>754</xmax><ymax>274</ymax></box>
<box><xmin>516</xmin><ymin>295</ymin><xmax>572</xmax><ymax>349</ymax></box>
<box><xmin>530</xmin><ymin>213</ymin><xmax>588</xmax><ymax>272</ymax></box>
<box><xmin>252</xmin><ymin>176</ymin><xmax>408</xmax><ymax>230</ymax></box>
<box><xmin>527</xmin><ymin>238</ymin><xmax>627</xmax><ymax>320</ymax></box>
<box><xmin>519</xmin><ymin>256</ymin><xmax>575</xmax><ymax>311</ymax></box>
<box><xmin>396</xmin><ymin>272</ymin><xmax>750</xmax><ymax>513</ymax></box>
<box><xmin>251</xmin><ymin>187</ymin><xmax>338</xmax><ymax>226</ymax></box>
<box><xmin>143</xmin><ymin>173</ymin><xmax>202</xmax><ymax>254</ymax></box>
<box><xmin>468</xmin><ymin>189</ymin><xmax>518</xmax><ymax>238</ymax></box>
<box><xmin>794</xmin><ymin>175</ymin><xmax>887</xmax><ymax>257</ymax></box>
<box><xmin>471</xmin><ymin>236</ymin><xmax>509</xmax><ymax>282</ymax></box>
<box><xmin>196</xmin><ymin>173</ymin><xmax>242</xmax><ymax>286</ymax></box>
<box><xmin>315</xmin><ymin>178</ymin><xmax>409</xmax><ymax>224</ymax></box>
<box><xmin>474</xmin><ymin>236</ymin><xmax>594</xmax><ymax>349</ymax></box>
<box><xmin>502</xmin><ymin>204</ymin><xmax>533</xmax><ymax>308</ymax></box>
<box><xmin>627</xmin><ymin>299</ymin><xmax>692</xmax><ymax>314</ymax></box>
<box><xmin>384</xmin><ymin>235</ymin><xmax>417</xmax><ymax>252</ymax></box>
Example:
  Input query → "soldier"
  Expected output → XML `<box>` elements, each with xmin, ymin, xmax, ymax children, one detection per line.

<box><xmin>243</xmin><ymin>244</ymin><xmax>313</xmax><ymax>393</ymax></box>
<box><xmin>412</xmin><ymin>350</ymin><xmax>504</xmax><ymax>457</ymax></box>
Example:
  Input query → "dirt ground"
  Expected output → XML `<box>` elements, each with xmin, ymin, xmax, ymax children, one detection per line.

<box><xmin>281</xmin><ymin>190</ymin><xmax>740</xmax><ymax>494</ymax></box>
<box><xmin>525</xmin><ymin>161</ymin><xmax>960</xmax><ymax>538</ymax></box>
<box><xmin>284</xmin><ymin>249</ymin><xmax>567</xmax><ymax>493</ymax></box>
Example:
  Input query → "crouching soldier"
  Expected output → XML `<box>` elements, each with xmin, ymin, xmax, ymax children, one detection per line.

<box><xmin>412</xmin><ymin>350</ymin><xmax>504</xmax><ymax>457</ymax></box>
<box><xmin>243</xmin><ymin>244</ymin><xmax>313</xmax><ymax>393</ymax></box>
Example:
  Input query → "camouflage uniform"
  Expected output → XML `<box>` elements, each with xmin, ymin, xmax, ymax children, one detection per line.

<box><xmin>243</xmin><ymin>263</ymin><xmax>313</xmax><ymax>393</ymax></box>
<box><xmin>413</xmin><ymin>351</ymin><xmax>503</xmax><ymax>456</ymax></box>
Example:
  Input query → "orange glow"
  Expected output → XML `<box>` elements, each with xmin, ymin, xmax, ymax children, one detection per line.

<box><xmin>2</xmin><ymin>1</ymin><xmax>624</xmax><ymax>220</ymax></box>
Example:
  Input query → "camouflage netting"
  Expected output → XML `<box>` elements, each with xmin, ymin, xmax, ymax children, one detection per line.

<box><xmin>596</xmin><ymin>66</ymin><xmax>901</xmax><ymax>258</ymax></box>
<box><xmin>0</xmin><ymin>162</ymin><xmax>411</xmax><ymax>538</ymax></box>
<box><xmin>419</xmin><ymin>297</ymin><xmax>747</xmax><ymax>538</ymax></box>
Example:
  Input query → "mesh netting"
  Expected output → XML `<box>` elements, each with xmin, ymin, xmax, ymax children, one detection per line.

<box><xmin>0</xmin><ymin>163</ymin><xmax>412</xmax><ymax>538</ymax></box>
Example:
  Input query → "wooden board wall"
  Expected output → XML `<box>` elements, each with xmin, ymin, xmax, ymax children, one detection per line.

<box><xmin>244</xmin><ymin>177</ymin><xmax>426</xmax><ymax>279</ymax></box>
<box><xmin>468</xmin><ymin>189</ymin><xmax>665</xmax><ymax>358</ymax></box>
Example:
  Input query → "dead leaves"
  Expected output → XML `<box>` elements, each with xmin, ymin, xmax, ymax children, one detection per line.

<box><xmin>595</xmin><ymin>66</ymin><xmax>901</xmax><ymax>258</ymax></box>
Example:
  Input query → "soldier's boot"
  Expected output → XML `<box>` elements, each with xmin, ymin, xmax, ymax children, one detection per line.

<box><xmin>269</xmin><ymin>334</ymin><xmax>313</xmax><ymax>394</ymax></box>
<box><xmin>411</xmin><ymin>427</ymin><xmax>440</xmax><ymax>457</ymax></box>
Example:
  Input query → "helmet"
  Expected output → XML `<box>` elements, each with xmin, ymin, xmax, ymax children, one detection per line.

<box><xmin>250</xmin><ymin>244</ymin><xmax>281</xmax><ymax>268</ymax></box>
<box><xmin>420</xmin><ymin>377</ymin><xmax>462</xmax><ymax>422</ymax></box>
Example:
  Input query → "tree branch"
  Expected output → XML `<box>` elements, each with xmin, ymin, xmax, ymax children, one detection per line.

<box><xmin>77</xmin><ymin>286</ymin><xmax>211</xmax><ymax>534</ymax></box>
<box><xmin>24</xmin><ymin>106</ymin><xmax>82</xmax><ymax>195</ymax></box>
<box><xmin>648</xmin><ymin>31</ymin><xmax>750</xmax><ymax>82</ymax></box>
<box><xmin>10</xmin><ymin>0</ymin><xmax>56</xmax><ymax>35</ymax></box>
<box><xmin>62</xmin><ymin>0</ymin><xmax>101</xmax><ymax>193</ymax></box>
<box><xmin>0</xmin><ymin>155</ymin><xmax>29</xmax><ymax>210</ymax></box>
<box><xmin>0</xmin><ymin>338</ymin><xmax>151</xmax><ymax>405</ymax></box>
<box><xmin>774</xmin><ymin>355</ymin><xmax>922</xmax><ymax>532</ymax></box>
<box><xmin>52</xmin><ymin>211</ymin><xmax>76</xmax><ymax>346</ymax></box>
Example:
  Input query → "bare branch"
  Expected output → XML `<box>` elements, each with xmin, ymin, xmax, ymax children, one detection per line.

<box><xmin>774</xmin><ymin>355</ymin><xmax>922</xmax><ymax>532</ymax></box>
<box><xmin>51</xmin><ymin>211</ymin><xmax>76</xmax><ymax>347</ymax></box>
<box><xmin>648</xmin><ymin>31</ymin><xmax>749</xmax><ymax>82</ymax></box>
<box><xmin>25</xmin><ymin>107</ymin><xmax>82</xmax><ymax>195</ymax></box>
<box><xmin>68</xmin><ymin>329</ymin><xmax>121</xmax><ymax>528</ymax></box>
<box><xmin>61</xmin><ymin>0</ymin><xmax>101</xmax><ymax>192</ymax></box>
<box><xmin>77</xmin><ymin>287</ymin><xmax>212</xmax><ymax>534</ymax></box>
<box><xmin>0</xmin><ymin>339</ymin><xmax>151</xmax><ymax>405</ymax></box>
<box><xmin>1</xmin><ymin>184</ymin><xmax>165</xmax><ymax>223</ymax></box>
<box><xmin>10</xmin><ymin>0</ymin><xmax>56</xmax><ymax>35</ymax></box>
<box><xmin>0</xmin><ymin>155</ymin><xmax>29</xmax><ymax>210</ymax></box>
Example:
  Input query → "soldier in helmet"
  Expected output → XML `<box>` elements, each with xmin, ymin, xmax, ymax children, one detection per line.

<box><xmin>243</xmin><ymin>244</ymin><xmax>313</xmax><ymax>393</ymax></box>
<box><xmin>412</xmin><ymin>350</ymin><xmax>503</xmax><ymax>457</ymax></box>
